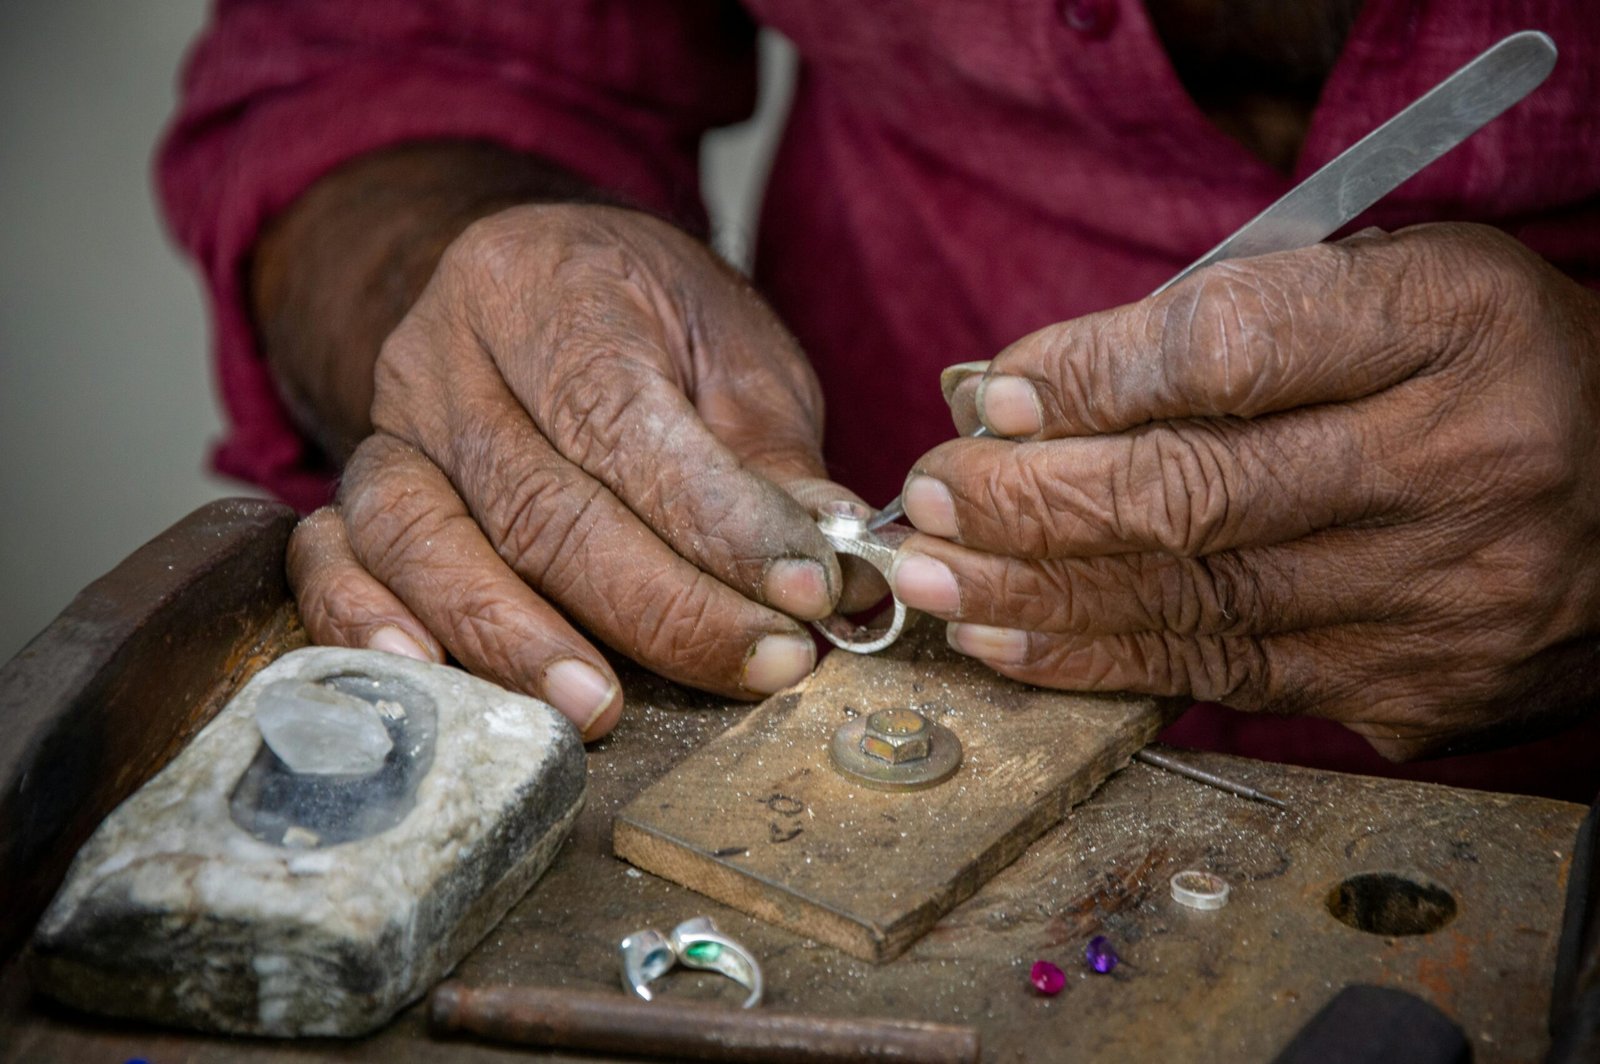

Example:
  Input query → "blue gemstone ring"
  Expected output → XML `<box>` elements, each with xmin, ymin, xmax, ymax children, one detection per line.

<box><xmin>618</xmin><ymin>928</ymin><xmax>676</xmax><ymax>1002</ymax></box>
<box><xmin>619</xmin><ymin>917</ymin><xmax>763</xmax><ymax>1009</ymax></box>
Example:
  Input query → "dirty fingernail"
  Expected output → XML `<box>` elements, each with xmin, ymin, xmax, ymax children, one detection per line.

<box><xmin>543</xmin><ymin>658</ymin><xmax>619</xmax><ymax>734</ymax></box>
<box><xmin>368</xmin><ymin>625</ymin><xmax>433</xmax><ymax>662</ymax></box>
<box><xmin>744</xmin><ymin>633</ymin><xmax>816</xmax><ymax>694</ymax></box>
<box><xmin>889</xmin><ymin>552</ymin><xmax>960</xmax><ymax>614</ymax></box>
<box><xmin>940</xmin><ymin>360</ymin><xmax>991</xmax><ymax>403</ymax></box>
<box><xmin>947</xmin><ymin>622</ymin><xmax>1029</xmax><ymax>664</ymax></box>
<box><xmin>979</xmin><ymin>375</ymin><xmax>1043</xmax><ymax>437</ymax></box>
<box><xmin>903</xmin><ymin>476</ymin><xmax>959</xmax><ymax>538</ymax></box>
<box><xmin>764</xmin><ymin>558</ymin><xmax>833</xmax><ymax>619</ymax></box>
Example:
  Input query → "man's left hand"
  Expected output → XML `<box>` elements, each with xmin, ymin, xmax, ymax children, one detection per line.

<box><xmin>890</xmin><ymin>223</ymin><xmax>1600</xmax><ymax>759</ymax></box>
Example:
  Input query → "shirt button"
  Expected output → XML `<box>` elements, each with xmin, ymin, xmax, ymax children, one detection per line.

<box><xmin>1057</xmin><ymin>0</ymin><xmax>1118</xmax><ymax>39</ymax></box>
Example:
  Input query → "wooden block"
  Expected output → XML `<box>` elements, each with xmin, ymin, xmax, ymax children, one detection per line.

<box><xmin>614</xmin><ymin>614</ymin><xmax>1178</xmax><ymax>961</ymax></box>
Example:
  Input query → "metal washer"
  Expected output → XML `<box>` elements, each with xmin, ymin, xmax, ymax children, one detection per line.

<box><xmin>829</xmin><ymin>717</ymin><xmax>963</xmax><ymax>792</ymax></box>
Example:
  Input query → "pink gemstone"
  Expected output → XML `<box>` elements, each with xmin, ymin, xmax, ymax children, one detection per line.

<box><xmin>1030</xmin><ymin>959</ymin><xmax>1066</xmax><ymax>995</ymax></box>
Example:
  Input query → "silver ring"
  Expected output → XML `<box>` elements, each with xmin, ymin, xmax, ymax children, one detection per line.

<box><xmin>1170</xmin><ymin>869</ymin><xmax>1231</xmax><ymax>910</ymax></box>
<box><xmin>618</xmin><ymin>928</ymin><xmax>675</xmax><ymax>1001</ymax></box>
<box><xmin>812</xmin><ymin>501</ymin><xmax>911</xmax><ymax>655</ymax></box>
<box><xmin>669</xmin><ymin>916</ymin><xmax>763</xmax><ymax>1009</ymax></box>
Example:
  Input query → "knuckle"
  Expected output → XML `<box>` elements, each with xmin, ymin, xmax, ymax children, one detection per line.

<box><xmin>542</xmin><ymin>358</ymin><xmax>657</xmax><ymax>468</ymax></box>
<box><xmin>285</xmin><ymin>507</ymin><xmax>342</xmax><ymax>582</ymax></box>
<box><xmin>1481</xmin><ymin>394</ymin><xmax>1577</xmax><ymax>498</ymax></box>
<box><xmin>1173</xmin><ymin>633</ymin><xmax>1270</xmax><ymax>705</ymax></box>
<box><xmin>1160</xmin><ymin>242</ymin><xmax>1368</xmax><ymax>415</ymax></box>
<box><xmin>493</xmin><ymin>465</ymin><xmax>608</xmax><ymax>585</ymax></box>
<box><xmin>968</xmin><ymin>558</ymin><xmax>1068</xmax><ymax>631</ymax></box>
<box><xmin>340</xmin><ymin>447</ymin><xmax>449</xmax><ymax>574</ymax></box>
<box><xmin>1005</xmin><ymin>562</ymin><xmax>1070</xmax><ymax>630</ymax></box>
<box><xmin>1037</xmin><ymin>636</ymin><xmax>1122</xmax><ymax>688</ymax></box>
<box><xmin>338</xmin><ymin>435</ymin><xmax>395</xmax><ymax>500</ymax></box>
<box><xmin>295</xmin><ymin>570</ymin><xmax>383</xmax><ymax>643</ymax></box>
<box><xmin>1400</xmin><ymin>223</ymin><xmax>1540</xmax><ymax>348</ymax></box>
<box><xmin>1017</xmin><ymin>322</ymin><xmax>1097</xmax><ymax>430</ymax></box>
<box><xmin>370</xmin><ymin>323</ymin><xmax>432</xmax><ymax>431</ymax></box>
<box><xmin>444</xmin><ymin>207</ymin><xmax>548</xmax><ymax>286</ymax></box>
<box><xmin>451</xmin><ymin>590</ymin><xmax>538</xmax><ymax>675</ymax></box>
<box><xmin>1200</xmin><ymin>553</ymin><xmax>1273</xmax><ymax>633</ymax></box>
<box><xmin>1160</xmin><ymin>554</ymin><xmax>1262</xmax><ymax>636</ymax></box>
<box><xmin>620</xmin><ymin>567</ymin><xmax>732</xmax><ymax>669</ymax></box>
<box><xmin>1155</xmin><ymin>267</ymin><xmax>1276</xmax><ymax>415</ymax></box>
<box><xmin>998</xmin><ymin>446</ymin><xmax>1079</xmax><ymax>558</ymax></box>
<box><xmin>1127</xmin><ymin>429</ymin><xmax>1235</xmax><ymax>555</ymax></box>
<box><xmin>1450</xmin><ymin>555</ymin><xmax>1563</xmax><ymax>666</ymax></box>
<box><xmin>442</xmin><ymin>205</ymin><xmax>635</xmax><ymax>330</ymax></box>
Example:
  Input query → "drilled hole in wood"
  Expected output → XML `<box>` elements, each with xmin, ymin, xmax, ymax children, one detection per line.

<box><xmin>1326</xmin><ymin>872</ymin><xmax>1457</xmax><ymax>936</ymax></box>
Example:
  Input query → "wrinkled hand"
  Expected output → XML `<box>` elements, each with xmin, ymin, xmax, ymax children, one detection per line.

<box><xmin>288</xmin><ymin>204</ymin><xmax>877</xmax><ymax>738</ymax></box>
<box><xmin>889</xmin><ymin>223</ymin><xmax>1600</xmax><ymax>759</ymax></box>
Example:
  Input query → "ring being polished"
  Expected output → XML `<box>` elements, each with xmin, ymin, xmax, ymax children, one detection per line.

<box><xmin>812</xmin><ymin>501</ymin><xmax>912</xmax><ymax>655</ymax></box>
<box><xmin>618</xmin><ymin>918</ymin><xmax>763</xmax><ymax>1009</ymax></box>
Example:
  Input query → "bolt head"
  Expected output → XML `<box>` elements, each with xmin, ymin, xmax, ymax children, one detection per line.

<box><xmin>860</xmin><ymin>708</ymin><xmax>931</xmax><ymax>764</ymax></box>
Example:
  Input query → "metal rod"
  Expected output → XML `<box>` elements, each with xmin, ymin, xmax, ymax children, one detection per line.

<box><xmin>1134</xmin><ymin>747</ymin><xmax>1289</xmax><ymax>810</ymax></box>
<box><xmin>430</xmin><ymin>982</ymin><xmax>982</xmax><ymax>1064</ymax></box>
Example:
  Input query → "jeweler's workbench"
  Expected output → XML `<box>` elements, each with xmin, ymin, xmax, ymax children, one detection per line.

<box><xmin>0</xmin><ymin>501</ymin><xmax>1588</xmax><ymax>1062</ymax></box>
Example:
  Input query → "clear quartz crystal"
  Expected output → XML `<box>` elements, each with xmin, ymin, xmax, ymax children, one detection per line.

<box><xmin>254</xmin><ymin>679</ymin><xmax>394</xmax><ymax>776</ymax></box>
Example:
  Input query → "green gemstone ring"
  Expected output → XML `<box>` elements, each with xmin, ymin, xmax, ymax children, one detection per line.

<box><xmin>619</xmin><ymin>916</ymin><xmax>763</xmax><ymax>1008</ymax></box>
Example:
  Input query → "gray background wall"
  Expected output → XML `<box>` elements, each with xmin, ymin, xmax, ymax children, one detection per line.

<box><xmin>0</xmin><ymin>4</ymin><xmax>792</xmax><ymax>663</ymax></box>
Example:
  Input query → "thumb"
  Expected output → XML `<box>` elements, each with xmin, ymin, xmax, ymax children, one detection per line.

<box><xmin>780</xmin><ymin>476</ymin><xmax>893</xmax><ymax>616</ymax></box>
<box><xmin>698</xmin><ymin>389</ymin><xmax>891</xmax><ymax>617</ymax></box>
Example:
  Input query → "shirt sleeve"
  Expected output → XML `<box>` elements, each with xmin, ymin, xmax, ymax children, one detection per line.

<box><xmin>156</xmin><ymin>0</ymin><xmax>758</xmax><ymax>511</ymax></box>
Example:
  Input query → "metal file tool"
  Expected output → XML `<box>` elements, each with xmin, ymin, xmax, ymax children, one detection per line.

<box><xmin>869</xmin><ymin>30</ymin><xmax>1558</xmax><ymax>532</ymax></box>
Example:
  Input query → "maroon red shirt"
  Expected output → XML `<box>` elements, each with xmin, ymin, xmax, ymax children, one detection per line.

<box><xmin>158</xmin><ymin>1</ymin><xmax>1600</xmax><ymax>799</ymax></box>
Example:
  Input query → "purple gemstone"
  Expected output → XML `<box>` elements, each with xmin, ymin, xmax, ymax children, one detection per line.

<box><xmin>1085</xmin><ymin>935</ymin><xmax>1119</xmax><ymax>973</ymax></box>
<box><xmin>1030</xmin><ymin>959</ymin><xmax>1066</xmax><ymax>995</ymax></box>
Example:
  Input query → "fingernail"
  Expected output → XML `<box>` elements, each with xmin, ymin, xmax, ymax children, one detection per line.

<box><xmin>889</xmin><ymin>552</ymin><xmax>960</xmax><ymax>614</ymax></box>
<box><xmin>743</xmin><ymin>633</ymin><xmax>816</xmax><ymax>694</ymax></box>
<box><xmin>978</xmin><ymin>375</ymin><xmax>1043</xmax><ymax>437</ymax></box>
<box><xmin>947</xmin><ymin>622</ymin><xmax>1029</xmax><ymax>664</ymax></box>
<box><xmin>940</xmin><ymin>360</ymin><xmax>991</xmax><ymax>403</ymax></box>
<box><xmin>903</xmin><ymin>475</ymin><xmax>959</xmax><ymax>538</ymax></box>
<box><xmin>763</xmin><ymin>558</ymin><xmax>833</xmax><ymax>620</ymax></box>
<box><xmin>368</xmin><ymin>625</ymin><xmax>432</xmax><ymax>662</ymax></box>
<box><xmin>543</xmin><ymin>658</ymin><xmax>619</xmax><ymax>734</ymax></box>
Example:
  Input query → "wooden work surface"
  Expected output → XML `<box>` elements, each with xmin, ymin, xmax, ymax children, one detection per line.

<box><xmin>3</xmin><ymin>661</ymin><xmax>1584</xmax><ymax>1062</ymax></box>
<box><xmin>0</xmin><ymin>501</ymin><xmax>1586</xmax><ymax>1062</ymax></box>
<box><xmin>615</xmin><ymin>616</ymin><xmax>1176</xmax><ymax>962</ymax></box>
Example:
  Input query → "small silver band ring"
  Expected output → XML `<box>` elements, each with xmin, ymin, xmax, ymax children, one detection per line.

<box><xmin>1170</xmin><ymin>869</ymin><xmax>1231</xmax><ymax>910</ymax></box>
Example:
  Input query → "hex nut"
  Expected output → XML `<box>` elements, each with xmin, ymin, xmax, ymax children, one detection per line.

<box><xmin>830</xmin><ymin>712</ymin><xmax>962</xmax><ymax>791</ymax></box>
<box><xmin>860</xmin><ymin>708</ymin><xmax>931</xmax><ymax>764</ymax></box>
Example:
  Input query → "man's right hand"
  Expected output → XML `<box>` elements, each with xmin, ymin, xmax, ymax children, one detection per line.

<box><xmin>281</xmin><ymin>201</ymin><xmax>870</xmax><ymax>738</ymax></box>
